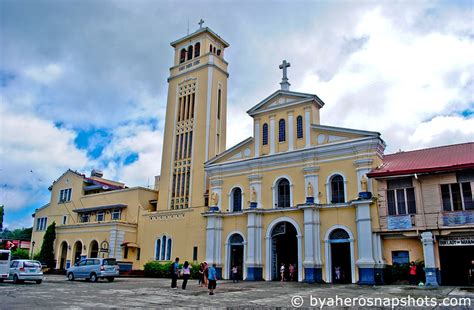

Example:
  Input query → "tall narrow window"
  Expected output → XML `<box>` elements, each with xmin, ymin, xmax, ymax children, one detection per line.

<box><xmin>232</xmin><ymin>188</ymin><xmax>242</xmax><ymax>212</ymax></box>
<box><xmin>217</xmin><ymin>89</ymin><xmax>221</xmax><ymax>119</ymax></box>
<box><xmin>161</xmin><ymin>236</ymin><xmax>166</xmax><ymax>260</ymax></box>
<box><xmin>187</xmin><ymin>45</ymin><xmax>193</xmax><ymax>61</ymax></box>
<box><xmin>441</xmin><ymin>182</ymin><xmax>474</xmax><ymax>211</ymax></box>
<box><xmin>262</xmin><ymin>123</ymin><xmax>268</xmax><ymax>145</ymax></box>
<box><xmin>330</xmin><ymin>175</ymin><xmax>345</xmax><ymax>203</ymax></box>
<box><xmin>278</xmin><ymin>119</ymin><xmax>286</xmax><ymax>142</ymax></box>
<box><xmin>184</xmin><ymin>132</ymin><xmax>188</xmax><ymax>158</ymax></box>
<box><xmin>277</xmin><ymin>178</ymin><xmax>290</xmax><ymax>208</ymax></box>
<box><xmin>191</xmin><ymin>93</ymin><xmax>195</xmax><ymax>118</ymax></box>
<box><xmin>296</xmin><ymin>116</ymin><xmax>303</xmax><ymax>139</ymax></box>
<box><xmin>179</xmin><ymin>49</ymin><xmax>186</xmax><ymax>63</ymax></box>
<box><xmin>166</xmin><ymin>238</ymin><xmax>172</xmax><ymax>260</ymax></box>
<box><xmin>188</xmin><ymin>131</ymin><xmax>193</xmax><ymax>157</ymax></box>
<box><xmin>209</xmin><ymin>44</ymin><xmax>213</xmax><ymax>53</ymax></box>
<box><xmin>194</xmin><ymin>42</ymin><xmax>200</xmax><ymax>57</ymax></box>
<box><xmin>155</xmin><ymin>239</ymin><xmax>161</xmax><ymax>260</ymax></box>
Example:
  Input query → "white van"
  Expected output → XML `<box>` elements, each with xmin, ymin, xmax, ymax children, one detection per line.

<box><xmin>0</xmin><ymin>250</ymin><xmax>11</xmax><ymax>282</ymax></box>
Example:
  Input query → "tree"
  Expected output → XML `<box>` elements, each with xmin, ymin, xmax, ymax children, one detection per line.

<box><xmin>0</xmin><ymin>205</ymin><xmax>4</xmax><ymax>232</ymax></box>
<box><xmin>39</xmin><ymin>222</ymin><xmax>56</xmax><ymax>268</ymax></box>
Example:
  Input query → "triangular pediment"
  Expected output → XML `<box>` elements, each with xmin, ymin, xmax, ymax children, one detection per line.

<box><xmin>312</xmin><ymin>124</ymin><xmax>380</xmax><ymax>145</ymax></box>
<box><xmin>205</xmin><ymin>137</ymin><xmax>254</xmax><ymax>165</ymax></box>
<box><xmin>247</xmin><ymin>90</ymin><xmax>324</xmax><ymax>116</ymax></box>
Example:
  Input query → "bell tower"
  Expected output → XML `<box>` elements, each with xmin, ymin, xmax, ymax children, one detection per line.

<box><xmin>158</xmin><ymin>23</ymin><xmax>229</xmax><ymax>210</ymax></box>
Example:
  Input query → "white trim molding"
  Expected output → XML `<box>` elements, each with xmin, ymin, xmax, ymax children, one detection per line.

<box><xmin>224</xmin><ymin>231</ymin><xmax>247</xmax><ymax>280</ymax></box>
<box><xmin>324</xmin><ymin>225</ymin><xmax>356</xmax><ymax>284</ymax></box>
<box><xmin>265</xmin><ymin>217</ymin><xmax>303</xmax><ymax>282</ymax></box>
<box><xmin>325</xmin><ymin>172</ymin><xmax>348</xmax><ymax>204</ymax></box>
<box><xmin>272</xmin><ymin>175</ymin><xmax>294</xmax><ymax>208</ymax></box>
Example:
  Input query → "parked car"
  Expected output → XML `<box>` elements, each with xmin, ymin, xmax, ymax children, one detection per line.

<box><xmin>8</xmin><ymin>260</ymin><xmax>43</xmax><ymax>284</ymax></box>
<box><xmin>66</xmin><ymin>258</ymin><xmax>119</xmax><ymax>282</ymax></box>
<box><xmin>0</xmin><ymin>250</ymin><xmax>11</xmax><ymax>282</ymax></box>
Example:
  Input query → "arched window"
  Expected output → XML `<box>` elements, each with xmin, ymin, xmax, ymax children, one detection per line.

<box><xmin>278</xmin><ymin>119</ymin><xmax>286</xmax><ymax>142</ymax></box>
<box><xmin>166</xmin><ymin>238</ymin><xmax>172</xmax><ymax>260</ymax></box>
<box><xmin>329</xmin><ymin>229</ymin><xmax>350</xmax><ymax>240</ymax></box>
<box><xmin>155</xmin><ymin>239</ymin><xmax>161</xmax><ymax>260</ymax></box>
<box><xmin>296</xmin><ymin>116</ymin><xmax>303</xmax><ymax>139</ymax></box>
<box><xmin>232</xmin><ymin>188</ymin><xmax>242</xmax><ymax>212</ymax></box>
<box><xmin>155</xmin><ymin>235</ymin><xmax>173</xmax><ymax>260</ymax></box>
<box><xmin>194</xmin><ymin>42</ymin><xmax>200</xmax><ymax>57</ymax></box>
<box><xmin>330</xmin><ymin>174</ymin><xmax>345</xmax><ymax>203</ymax></box>
<box><xmin>179</xmin><ymin>49</ymin><xmax>186</xmax><ymax>63</ymax></box>
<box><xmin>217</xmin><ymin>49</ymin><xmax>221</xmax><ymax>56</ymax></box>
<box><xmin>262</xmin><ymin>123</ymin><xmax>268</xmax><ymax>145</ymax></box>
<box><xmin>213</xmin><ymin>47</ymin><xmax>216</xmax><ymax>53</ymax></box>
<box><xmin>187</xmin><ymin>45</ymin><xmax>193</xmax><ymax>61</ymax></box>
<box><xmin>229</xmin><ymin>234</ymin><xmax>244</xmax><ymax>244</ymax></box>
<box><xmin>277</xmin><ymin>178</ymin><xmax>290</xmax><ymax>208</ymax></box>
<box><xmin>209</xmin><ymin>44</ymin><xmax>213</xmax><ymax>53</ymax></box>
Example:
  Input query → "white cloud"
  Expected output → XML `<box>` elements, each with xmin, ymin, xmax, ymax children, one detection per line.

<box><xmin>23</xmin><ymin>63</ymin><xmax>64</xmax><ymax>85</ymax></box>
<box><xmin>0</xmin><ymin>104</ymin><xmax>90</xmax><ymax>210</ymax></box>
<box><xmin>299</xmin><ymin>7</ymin><xmax>474</xmax><ymax>152</ymax></box>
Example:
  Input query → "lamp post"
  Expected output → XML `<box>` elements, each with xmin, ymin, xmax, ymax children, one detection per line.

<box><xmin>31</xmin><ymin>241</ymin><xmax>36</xmax><ymax>259</ymax></box>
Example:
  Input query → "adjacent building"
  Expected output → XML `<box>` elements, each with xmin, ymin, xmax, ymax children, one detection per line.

<box><xmin>368</xmin><ymin>143</ymin><xmax>474</xmax><ymax>286</ymax></box>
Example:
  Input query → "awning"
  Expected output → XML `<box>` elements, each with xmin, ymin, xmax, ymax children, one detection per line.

<box><xmin>73</xmin><ymin>204</ymin><xmax>127</xmax><ymax>213</ymax></box>
<box><xmin>121</xmin><ymin>242</ymin><xmax>139</xmax><ymax>248</ymax></box>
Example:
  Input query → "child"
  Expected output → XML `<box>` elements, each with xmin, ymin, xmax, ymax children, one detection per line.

<box><xmin>232</xmin><ymin>265</ymin><xmax>238</xmax><ymax>283</ymax></box>
<box><xmin>280</xmin><ymin>263</ymin><xmax>286</xmax><ymax>282</ymax></box>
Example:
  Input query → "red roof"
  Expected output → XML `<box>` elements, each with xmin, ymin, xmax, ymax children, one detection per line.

<box><xmin>368</xmin><ymin>142</ymin><xmax>474</xmax><ymax>178</ymax></box>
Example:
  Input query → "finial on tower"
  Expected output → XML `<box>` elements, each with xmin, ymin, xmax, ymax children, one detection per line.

<box><xmin>279</xmin><ymin>60</ymin><xmax>291</xmax><ymax>91</ymax></box>
<box><xmin>198</xmin><ymin>19</ymin><xmax>205</xmax><ymax>29</ymax></box>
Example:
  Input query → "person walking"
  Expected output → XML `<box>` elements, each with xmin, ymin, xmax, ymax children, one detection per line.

<box><xmin>171</xmin><ymin>257</ymin><xmax>179</xmax><ymax>289</ymax></box>
<box><xmin>208</xmin><ymin>263</ymin><xmax>218</xmax><ymax>295</ymax></box>
<box><xmin>203</xmin><ymin>262</ymin><xmax>209</xmax><ymax>287</ymax></box>
<box><xmin>280</xmin><ymin>263</ymin><xmax>286</xmax><ymax>282</ymax></box>
<box><xmin>232</xmin><ymin>265</ymin><xmax>238</xmax><ymax>283</ymax></box>
<box><xmin>198</xmin><ymin>262</ymin><xmax>204</xmax><ymax>286</ymax></box>
<box><xmin>289</xmin><ymin>264</ymin><xmax>295</xmax><ymax>281</ymax></box>
<box><xmin>181</xmin><ymin>261</ymin><xmax>191</xmax><ymax>290</ymax></box>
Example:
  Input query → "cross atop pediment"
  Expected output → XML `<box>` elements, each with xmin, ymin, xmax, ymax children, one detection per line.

<box><xmin>279</xmin><ymin>60</ymin><xmax>291</xmax><ymax>91</ymax></box>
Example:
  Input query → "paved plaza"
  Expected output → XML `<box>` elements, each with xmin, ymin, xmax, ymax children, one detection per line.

<box><xmin>1</xmin><ymin>275</ymin><xmax>474</xmax><ymax>309</ymax></box>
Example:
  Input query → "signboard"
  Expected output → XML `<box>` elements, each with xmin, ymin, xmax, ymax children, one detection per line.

<box><xmin>100</xmin><ymin>241</ymin><xmax>109</xmax><ymax>253</ymax></box>
<box><xmin>439</xmin><ymin>237</ymin><xmax>474</xmax><ymax>247</ymax></box>
<box><xmin>387</xmin><ymin>215</ymin><xmax>412</xmax><ymax>230</ymax></box>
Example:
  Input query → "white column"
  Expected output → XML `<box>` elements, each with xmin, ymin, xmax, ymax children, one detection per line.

<box><xmin>421</xmin><ymin>231</ymin><xmax>438</xmax><ymax>286</ymax></box>
<box><xmin>210</xmin><ymin>179</ymin><xmax>223</xmax><ymax>210</ymax></box>
<box><xmin>246</xmin><ymin>210</ymin><xmax>263</xmax><ymax>280</ymax></box>
<box><xmin>269</xmin><ymin>115</ymin><xmax>275</xmax><ymax>154</ymax></box>
<box><xmin>304</xmin><ymin>108</ymin><xmax>311</xmax><ymax>148</ymax></box>
<box><xmin>354</xmin><ymin>159</ymin><xmax>374</xmax><ymax>192</ymax></box>
<box><xmin>354</xmin><ymin>200</ymin><xmax>376</xmax><ymax>284</ymax></box>
<box><xmin>288</xmin><ymin>112</ymin><xmax>294</xmax><ymax>151</ymax></box>
<box><xmin>303</xmin><ymin>166</ymin><xmax>320</xmax><ymax>203</ymax></box>
<box><xmin>254</xmin><ymin>120</ymin><xmax>260</xmax><ymax>157</ymax></box>
<box><xmin>248</xmin><ymin>174</ymin><xmax>262</xmax><ymax>208</ymax></box>
<box><xmin>302</xmin><ymin>206</ymin><xmax>322</xmax><ymax>281</ymax></box>
<box><xmin>205</xmin><ymin>214</ymin><xmax>223</xmax><ymax>265</ymax></box>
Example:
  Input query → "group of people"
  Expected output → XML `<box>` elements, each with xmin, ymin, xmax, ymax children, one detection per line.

<box><xmin>279</xmin><ymin>263</ymin><xmax>296</xmax><ymax>282</ymax></box>
<box><xmin>170</xmin><ymin>258</ymin><xmax>218</xmax><ymax>295</ymax></box>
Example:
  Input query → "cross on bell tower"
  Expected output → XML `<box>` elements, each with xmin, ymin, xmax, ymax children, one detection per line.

<box><xmin>198</xmin><ymin>19</ymin><xmax>205</xmax><ymax>28</ymax></box>
<box><xmin>279</xmin><ymin>60</ymin><xmax>291</xmax><ymax>91</ymax></box>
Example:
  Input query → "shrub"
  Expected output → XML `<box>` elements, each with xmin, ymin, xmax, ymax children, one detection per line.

<box><xmin>11</xmin><ymin>248</ymin><xmax>29</xmax><ymax>259</ymax></box>
<box><xmin>144</xmin><ymin>261</ymin><xmax>201</xmax><ymax>279</ymax></box>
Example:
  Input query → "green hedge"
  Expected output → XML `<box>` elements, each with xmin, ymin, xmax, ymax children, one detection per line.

<box><xmin>144</xmin><ymin>261</ymin><xmax>200</xmax><ymax>279</ymax></box>
<box><xmin>11</xmin><ymin>248</ymin><xmax>30</xmax><ymax>259</ymax></box>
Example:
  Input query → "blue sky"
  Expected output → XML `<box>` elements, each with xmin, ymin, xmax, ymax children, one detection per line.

<box><xmin>1</xmin><ymin>0</ymin><xmax>473</xmax><ymax>229</ymax></box>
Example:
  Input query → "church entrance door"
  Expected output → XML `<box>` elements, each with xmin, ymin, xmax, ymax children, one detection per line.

<box><xmin>271</xmin><ymin>221</ymin><xmax>298</xmax><ymax>281</ymax></box>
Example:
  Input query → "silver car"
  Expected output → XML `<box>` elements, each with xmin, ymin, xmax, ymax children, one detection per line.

<box><xmin>8</xmin><ymin>260</ymin><xmax>43</xmax><ymax>284</ymax></box>
<box><xmin>66</xmin><ymin>258</ymin><xmax>119</xmax><ymax>282</ymax></box>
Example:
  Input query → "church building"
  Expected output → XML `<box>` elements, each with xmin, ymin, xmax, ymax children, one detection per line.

<box><xmin>31</xmin><ymin>24</ymin><xmax>388</xmax><ymax>284</ymax></box>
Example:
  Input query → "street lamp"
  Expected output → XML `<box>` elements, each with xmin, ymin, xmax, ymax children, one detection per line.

<box><xmin>31</xmin><ymin>241</ymin><xmax>36</xmax><ymax>259</ymax></box>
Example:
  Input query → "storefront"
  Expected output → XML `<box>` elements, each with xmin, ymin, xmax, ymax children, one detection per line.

<box><xmin>438</xmin><ymin>236</ymin><xmax>474</xmax><ymax>286</ymax></box>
